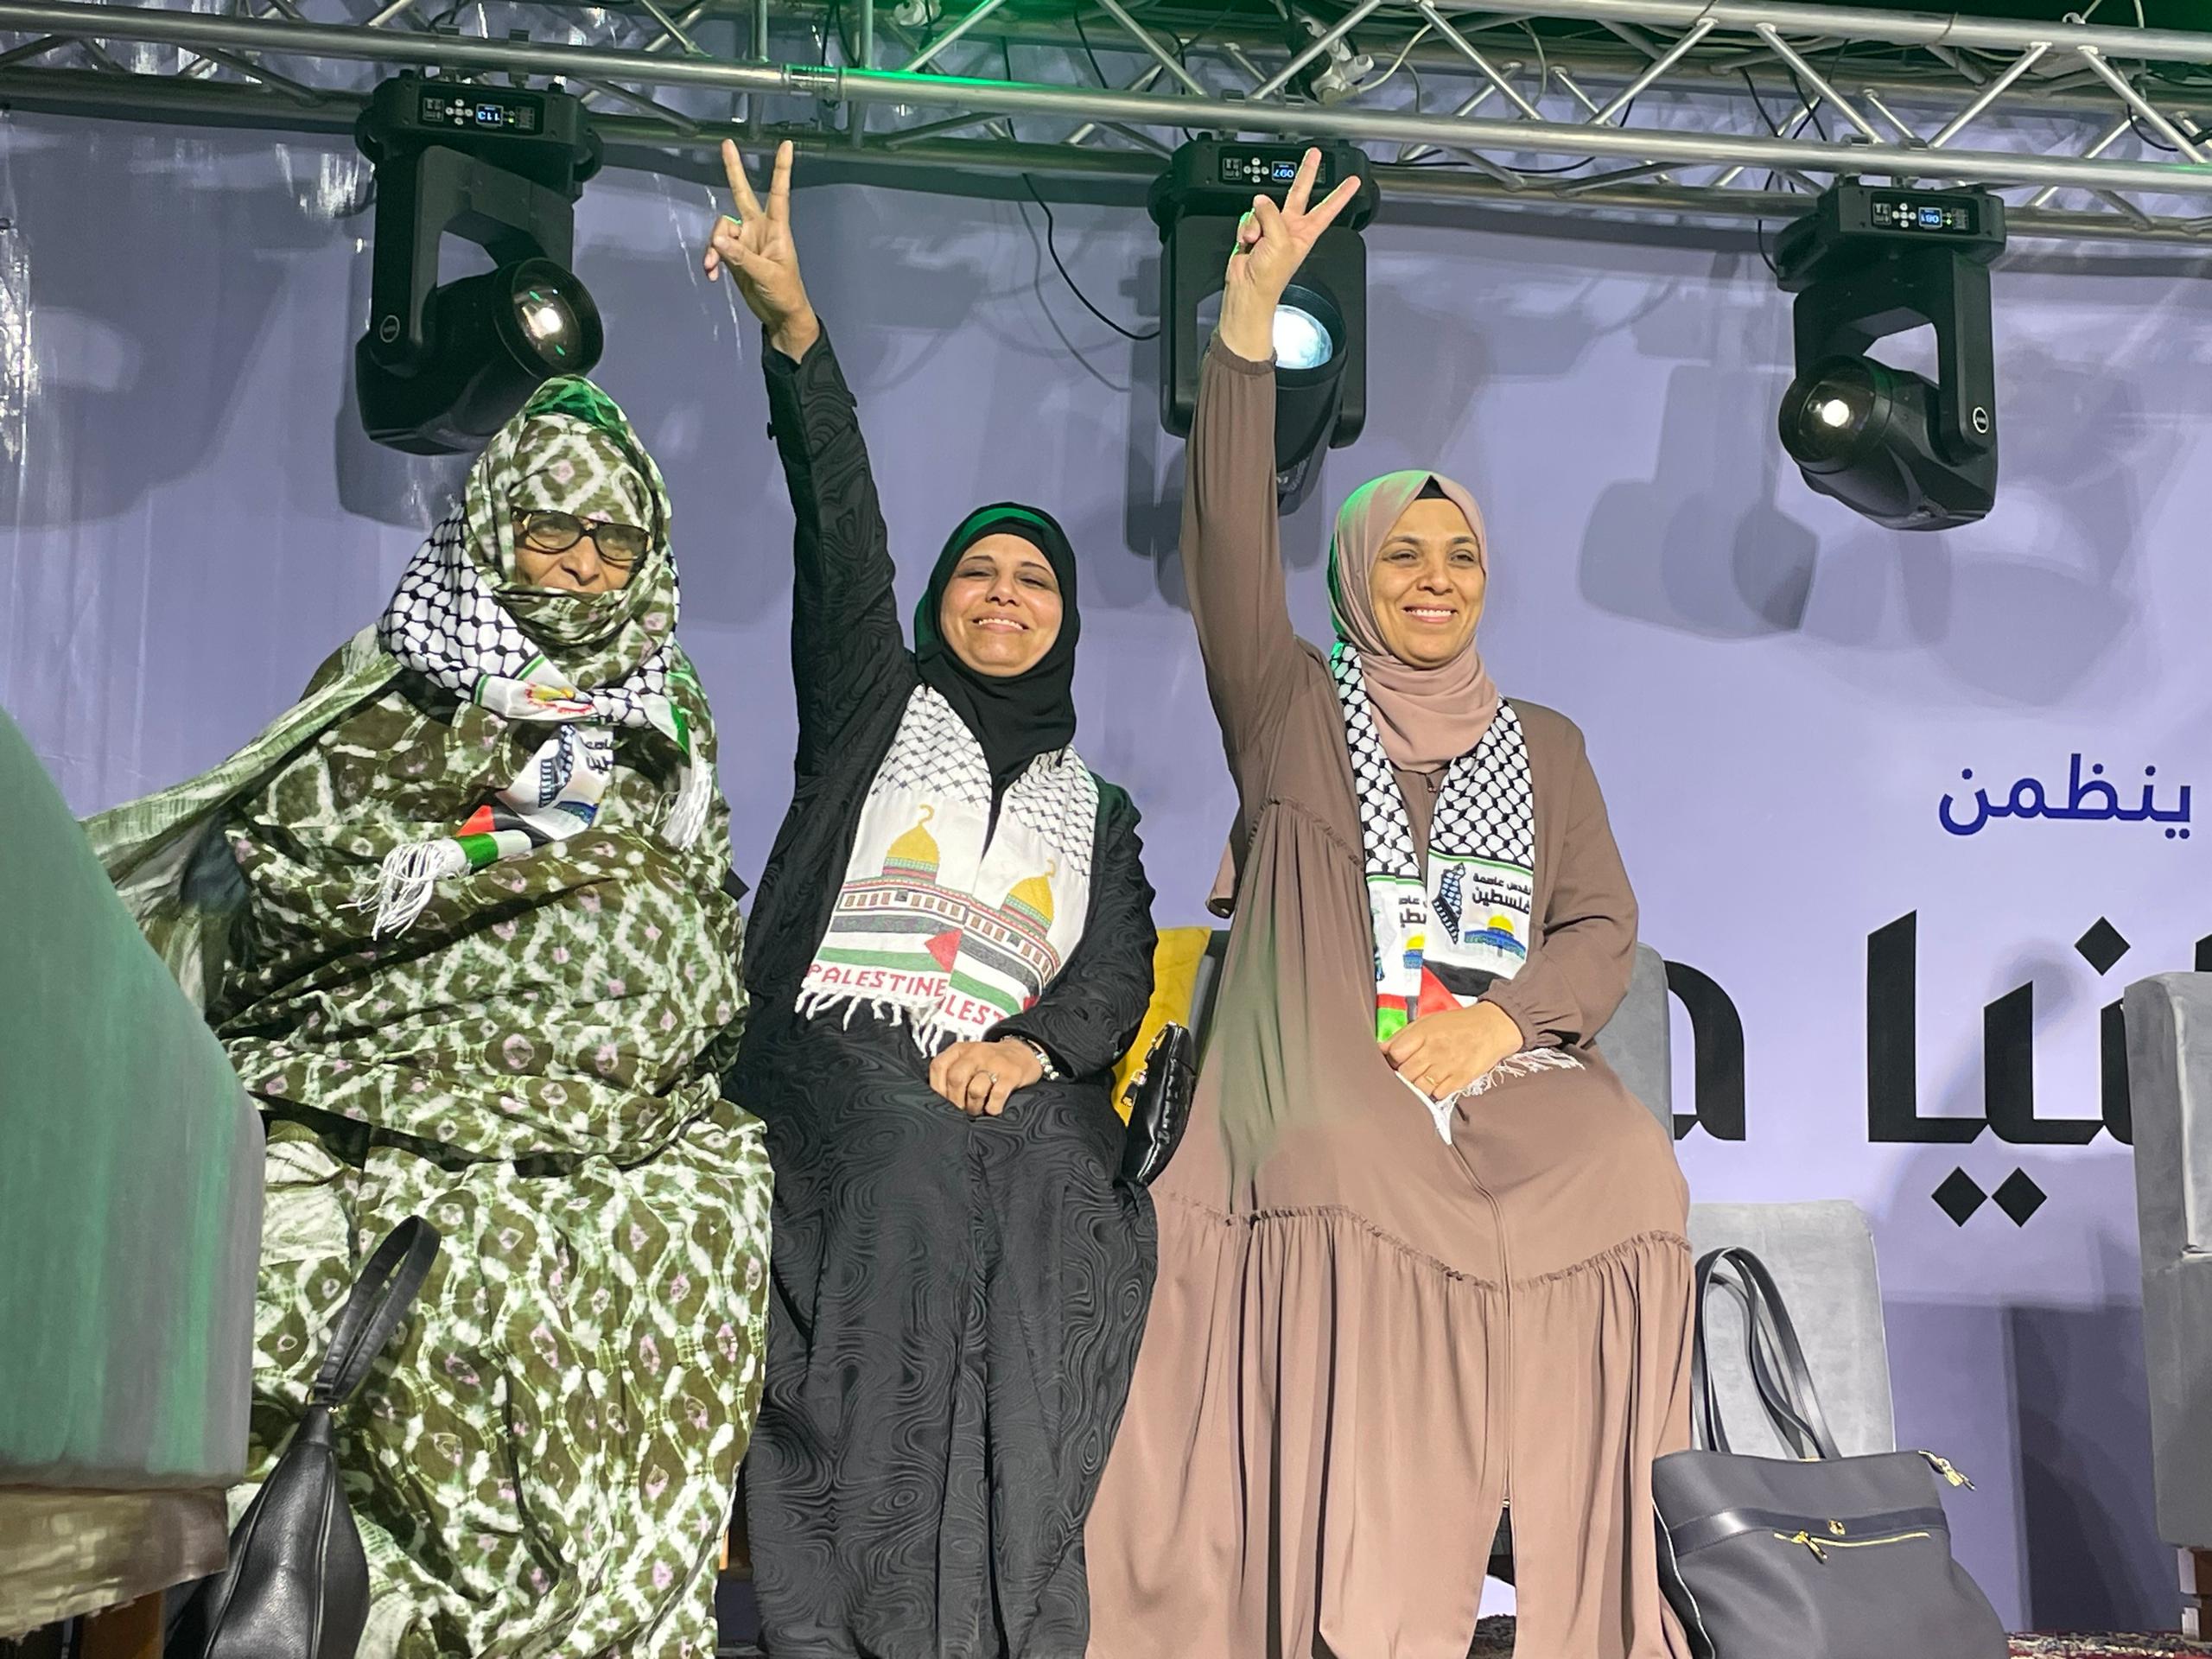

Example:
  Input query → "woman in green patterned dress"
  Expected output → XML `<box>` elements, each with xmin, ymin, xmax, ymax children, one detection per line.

<box><xmin>87</xmin><ymin>378</ymin><xmax>772</xmax><ymax>1659</ymax></box>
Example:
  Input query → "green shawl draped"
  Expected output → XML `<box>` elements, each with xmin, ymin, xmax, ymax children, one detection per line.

<box><xmin>86</xmin><ymin>381</ymin><xmax>745</xmax><ymax>1165</ymax></box>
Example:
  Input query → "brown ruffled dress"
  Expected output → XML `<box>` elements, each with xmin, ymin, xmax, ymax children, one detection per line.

<box><xmin>1082</xmin><ymin>341</ymin><xmax>1694</xmax><ymax>1659</ymax></box>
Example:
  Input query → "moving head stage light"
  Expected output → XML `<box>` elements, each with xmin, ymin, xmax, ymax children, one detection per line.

<box><xmin>355</xmin><ymin>74</ymin><xmax>605</xmax><ymax>454</ymax></box>
<box><xmin>1775</xmin><ymin>181</ymin><xmax>2006</xmax><ymax>532</ymax></box>
<box><xmin>1151</xmin><ymin>140</ymin><xmax>1376</xmax><ymax>507</ymax></box>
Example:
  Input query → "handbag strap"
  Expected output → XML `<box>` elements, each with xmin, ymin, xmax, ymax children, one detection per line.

<box><xmin>1691</xmin><ymin>1247</ymin><xmax>1844</xmax><ymax>1462</ymax></box>
<box><xmin>1708</xmin><ymin>1248</ymin><xmax>1841</xmax><ymax>1461</ymax></box>
<box><xmin>1692</xmin><ymin>1270</ymin><xmax>1755</xmax><ymax>1455</ymax></box>
<box><xmin>308</xmin><ymin>1217</ymin><xmax>442</xmax><ymax>1408</ymax></box>
<box><xmin>1699</xmin><ymin>1271</ymin><xmax>1827</xmax><ymax>1459</ymax></box>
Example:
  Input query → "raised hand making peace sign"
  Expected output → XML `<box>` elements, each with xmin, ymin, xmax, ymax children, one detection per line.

<box><xmin>1217</xmin><ymin>146</ymin><xmax>1363</xmax><ymax>365</ymax></box>
<box><xmin>702</xmin><ymin>137</ymin><xmax>821</xmax><ymax>360</ymax></box>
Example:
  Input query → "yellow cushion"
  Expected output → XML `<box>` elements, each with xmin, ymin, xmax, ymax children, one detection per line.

<box><xmin>1110</xmin><ymin>926</ymin><xmax>1212</xmax><ymax>1122</ymax></box>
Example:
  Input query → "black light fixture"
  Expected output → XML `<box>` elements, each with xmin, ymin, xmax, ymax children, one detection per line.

<box><xmin>1774</xmin><ymin>180</ymin><xmax>2006</xmax><ymax>531</ymax></box>
<box><xmin>1150</xmin><ymin>139</ymin><xmax>1376</xmax><ymax>507</ymax></box>
<box><xmin>354</xmin><ymin>73</ymin><xmax>604</xmax><ymax>454</ymax></box>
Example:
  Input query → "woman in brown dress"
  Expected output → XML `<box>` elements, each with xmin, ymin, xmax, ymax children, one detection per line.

<box><xmin>1083</xmin><ymin>153</ymin><xmax>1694</xmax><ymax>1659</ymax></box>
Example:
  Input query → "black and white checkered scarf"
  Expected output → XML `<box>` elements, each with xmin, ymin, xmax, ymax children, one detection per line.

<box><xmin>1334</xmin><ymin>639</ymin><xmax>1548</xmax><ymax>1130</ymax></box>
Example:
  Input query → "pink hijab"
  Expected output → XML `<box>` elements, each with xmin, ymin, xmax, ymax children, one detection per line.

<box><xmin>1327</xmin><ymin>469</ymin><xmax>1499</xmax><ymax>772</ymax></box>
<box><xmin>1207</xmin><ymin>469</ymin><xmax>1499</xmax><ymax>918</ymax></box>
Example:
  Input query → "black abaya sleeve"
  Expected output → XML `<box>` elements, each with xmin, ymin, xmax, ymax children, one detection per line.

<box><xmin>989</xmin><ymin>785</ymin><xmax>1158</xmax><ymax>1083</ymax></box>
<box><xmin>765</xmin><ymin>327</ymin><xmax>908</xmax><ymax>778</ymax></box>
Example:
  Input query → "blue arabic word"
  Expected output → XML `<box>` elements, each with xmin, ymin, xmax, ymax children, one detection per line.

<box><xmin>1940</xmin><ymin>756</ymin><xmax>2193</xmax><ymax>839</ymax></box>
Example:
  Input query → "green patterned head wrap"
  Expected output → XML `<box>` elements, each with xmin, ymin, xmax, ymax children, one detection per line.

<box><xmin>459</xmin><ymin>378</ymin><xmax>679</xmax><ymax>673</ymax></box>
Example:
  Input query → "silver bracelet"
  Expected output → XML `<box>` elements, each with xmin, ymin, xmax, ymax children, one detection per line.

<box><xmin>1007</xmin><ymin>1035</ymin><xmax>1060</xmax><ymax>1080</ymax></box>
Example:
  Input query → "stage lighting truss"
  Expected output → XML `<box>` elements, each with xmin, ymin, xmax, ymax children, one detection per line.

<box><xmin>7</xmin><ymin>0</ymin><xmax>2212</xmax><ymax>252</ymax></box>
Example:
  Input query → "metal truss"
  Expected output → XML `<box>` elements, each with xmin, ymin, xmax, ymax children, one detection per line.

<box><xmin>7</xmin><ymin>0</ymin><xmax>2212</xmax><ymax>246</ymax></box>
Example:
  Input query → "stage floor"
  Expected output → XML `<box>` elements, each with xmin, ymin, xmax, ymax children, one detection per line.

<box><xmin>714</xmin><ymin>1630</ymin><xmax>2212</xmax><ymax>1657</ymax></box>
<box><xmin>1463</xmin><ymin>1624</ymin><xmax>2212</xmax><ymax>1657</ymax></box>
<box><xmin>714</xmin><ymin>1584</ymin><xmax>2212</xmax><ymax>1657</ymax></box>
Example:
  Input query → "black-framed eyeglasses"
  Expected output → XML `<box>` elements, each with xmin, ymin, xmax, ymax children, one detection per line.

<box><xmin>513</xmin><ymin>507</ymin><xmax>652</xmax><ymax>569</ymax></box>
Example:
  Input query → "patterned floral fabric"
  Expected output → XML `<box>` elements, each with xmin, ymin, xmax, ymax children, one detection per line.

<box><xmin>216</xmin><ymin>674</ymin><xmax>744</xmax><ymax>1166</ymax></box>
<box><xmin>370</xmin><ymin>378</ymin><xmax>711</xmax><ymax>936</ymax></box>
<box><xmin>139</xmin><ymin>658</ymin><xmax>777</xmax><ymax>1659</ymax></box>
<box><xmin>87</xmin><ymin>389</ymin><xmax>772</xmax><ymax>1659</ymax></box>
<box><xmin>253</xmin><ymin>1107</ymin><xmax>768</xmax><ymax>1659</ymax></box>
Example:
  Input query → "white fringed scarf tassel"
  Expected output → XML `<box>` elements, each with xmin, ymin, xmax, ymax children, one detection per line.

<box><xmin>796</xmin><ymin>687</ymin><xmax>1099</xmax><ymax>1053</ymax></box>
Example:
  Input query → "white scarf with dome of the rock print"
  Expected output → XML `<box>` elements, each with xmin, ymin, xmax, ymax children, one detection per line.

<box><xmin>798</xmin><ymin>685</ymin><xmax>1097</xmax><ymax>1053</ymax></box>
<box><xmin>1332</xmin><ymin>640</ymin><xmax>1580</xmax><ymax>1140</ymax></box>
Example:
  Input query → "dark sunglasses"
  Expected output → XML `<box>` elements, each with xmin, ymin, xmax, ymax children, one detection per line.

<box><xmin>513</xmin><ymin>507</ymin><xmax>652</xmax><ymax>569</ymax></box>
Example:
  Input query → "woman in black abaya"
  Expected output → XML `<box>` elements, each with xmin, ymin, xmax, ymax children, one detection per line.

<box><xmin>705</xmin><ymin>140</ymin><xmax>1159</xmax><ymax>1659</ymax></box>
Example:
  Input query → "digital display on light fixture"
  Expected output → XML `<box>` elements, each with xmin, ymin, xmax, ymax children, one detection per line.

<box><xmin>1216</xmin><ymin>146</ymin><xmax>1337</xmax><ymax>190</ymax></box>
<box><xmin>417</xmin><ymin>87</ymin><xmax>543</xmax><ymax>134</ymax></box>
<box><xmin>1869</xmin><ymin>191</ymin><xmax>1980</xmax><ymax>235</ymax></box>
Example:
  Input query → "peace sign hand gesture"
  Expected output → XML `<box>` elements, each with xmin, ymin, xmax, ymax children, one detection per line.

<box><xmin>1217</xmin><ymin>146</ymin><xmax>1363</xmax><ymax>364</ymax></box>
<box><xmin>703</xmin><ymin>138</ymin><xmax>821</xmax><ymax>360</ymax></box>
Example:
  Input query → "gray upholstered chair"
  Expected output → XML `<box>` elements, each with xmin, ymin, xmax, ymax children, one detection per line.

<box><xmin>1187</xmin><ymin>937</ymin><xmax>1899</xmax><ymax>1580</ymax></box>
<box><xmin>1588</xmin><ymin>950</ymin><xmax>1898</xmax><ymax>1461</ymax></box>
<box><xmin>2123</xmin><ymin>970</ymin><xmax>2212</xmax><ymax>1637</ymax></box>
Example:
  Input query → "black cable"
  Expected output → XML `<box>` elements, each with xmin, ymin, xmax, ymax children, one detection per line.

<box><xmin>1484</xmin><ymin>16</ymin><xmax>1635</xmax><ymax>176</ymax></box>
<box><xmin>1501</xmin><ymin>95</ymin><xmax>1635</xmax><ymax>176</ymax></box>
<box><xmin>1503</xmin><ymin>100</ymin><xmax>1636</xmax><ymax>176</ymax></box>
<box><xmin>1020</xmin><ymin>174</ymin><xmax>1160</xmax><ymax>341</ymax></box>
<box><xmin>1740</xmin><ymin>64</ymin><xmax>1785</xmax><ymax>139</ymax></box>
<box><xmin>1071</xmin><ymin>6</ymin><xmax>1114</xmax><ymax>87</ymax></box>
<box><xmin>823</xmin><ymin>0</ymin><xmax>856</xmax><ymax>67</ymax></box>
<box><xmin>1740</xmin><ymin>67</ymin><xmax>1789</xmax><ymax>278</ymax></box>
<box><xmin>1174</xmin><ymin>0</ymin><xmax>1245</xmax><ymax>59</ymax></box>
<box><xmin>1071</xmin><ymin>0</ymin><xmax>1239</xmax><ymax>143</ymax></box>
<box><xmin>1794</xmin><ymin>37</ymin><xmax>1852</xmax><ymax>145</ymax></box>
<box><xmin>2129</xmin><ymin>110</ymin><xmax>2180</xmax><ymax>152</ymax></box>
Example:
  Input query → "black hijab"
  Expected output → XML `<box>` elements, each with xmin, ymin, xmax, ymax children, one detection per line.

<box><xmin>912</xmin><ymin>502</ymin><xmax>1081</xmax><ymax>796</ymax></box>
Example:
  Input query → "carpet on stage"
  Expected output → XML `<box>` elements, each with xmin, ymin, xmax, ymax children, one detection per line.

<box><xmin>1461</xmin><ymin>1621</ymin><xmax>2211</xmax><ymax>1656</ymax></box>
<box><xmin>718</xmin><ymin>1615</ymin><xmax>2212</xmax><ymax>1656</ymax></box>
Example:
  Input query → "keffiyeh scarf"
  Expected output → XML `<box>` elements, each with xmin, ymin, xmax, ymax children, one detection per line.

<box><xmin>369</xmin><ymin>378</ymin><xmax>711</xmax><ymax>935</ymax></box>
<box><xmin>1335</xmin><ymin>641</ymin><xmax>1576</xmax><ymax>1138</ymax></box>
<box><xmin>798</xmin><ymin>686</ymin><xmax>1098</xmax><ymax>1053</ymax></box>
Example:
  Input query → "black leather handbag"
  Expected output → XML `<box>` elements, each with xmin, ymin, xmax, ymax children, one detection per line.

<box><xmin>173</xmin><ymin>1217</ymin><xmax>442</xmax><ymax>1659</ymax></box>
<box><xmin>1119</xmin><ymin>1021</ymin><xmax>1195</xmax><ymax>1188</ymax></box>
<box><xmin>1652</xmin><ymin>1246</ymin><xmax>2006</xmax><ymax>1659</ymax></box>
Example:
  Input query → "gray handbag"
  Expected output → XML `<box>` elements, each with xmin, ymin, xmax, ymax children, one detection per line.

<box><xmin>1652</xmin><ymin>1247</ymin><xmax>2007</xmax><ymax>1659</ymax></box>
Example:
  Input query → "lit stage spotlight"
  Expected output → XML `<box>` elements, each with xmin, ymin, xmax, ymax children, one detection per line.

<box><xmin>1151</xmin><ymin>139</ymin><xmax>1376</xmax><ymax>506</ymax></box>
<box><xmin>1774</xmin><ymin>181</ymin><xmax>2006</xmax><ymax>531</ymax></box>
<box><xmin>354</xmin><ymin>74</ymin><xmax>604</xmax><ymax>454</ymax></box>
<box><xmin>1270</xmin><ymin>280</ymin><xmax>1350</xmax><ymax>499</ymax></box>
<box><xmin>1273</xmin><ymin>292</ymin><xmax>1336</xmax><ymax>370</ymax></box>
